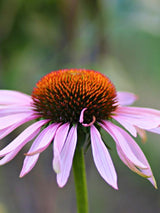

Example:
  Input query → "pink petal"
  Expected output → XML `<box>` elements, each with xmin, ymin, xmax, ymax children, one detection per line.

<box><xmin>0</xmin><ymin>105</ymin><xmax>33</xmax><ymax>116</ymax></box>
<box><xmin>19</xmin><ymin>154</ymin><xmax>40</xmax><ymax>178</ymax></box>
<box><xmin>0</xmin><ymin>147</ymin><xmax>23</xmax><ymax>165</ymax></box>
<box><xmin>116</xmin><ymin>134</ymin><xmax>157</xmax><ymax>188</ymax></box>
<box><xmin>114</xmin><ymin>106</ymin><xmax>160</xmax><ymax>129</ymax></box>
<box><xmin>112</xmin><ymin>115</ymin><xmax>137</xmax><ymax>137</ymax></box>
<box><xmin>53</xmin><ymin>123</ymin><xmax>70</xmax><ymax>173</ymax></box>
<box><xmin>79</xmin><ymin>108</ymin><xmax>87</xmax><ymax>123</ymax></box>
<box><xmin>135</xmin><ymin>127</ymin><xmax>147</xmax><ymax>142</ymax></box>
<box><xmin>113</xmin><ymin>114</ymin><xmax>158</xmax><ymax>130</ymax></box>
<box><xmin>0</xmin><ymin>90</ymin><xmax>32</xmax><ymax>105</ymax></box>
<box><xmin>100</xmin><ymin>121</ymin><xmax>147</xmax><ymax>169</ymax></box>
<box><xmin>53</xmin><ymin>152</ymin><xmax>61</xmax><ymax>174</ymax></box>
<box><xmin>0</xmin><ymin>119</ymin><xmax>49</xmax><ymax>156</ymax></box>
<box><xmin>117</xmin><ymin>92</ymin><xmax>138</xmax><ymax>106</ymax></box>
<box><xmin>147</xmin><ymin>127</ymin><xmax>160</xmax><ymax>134</ymax></box>
<box><xmin>0</xmin><ymin>114</ymin><xmax>38</xmax><ymax>140</ymax></box>
<box><xmin>0</xmin><ymin>112</ymin><xmax>36</xmax><ymax>130</ymax></box>
<box><xmin>57</xmin><ymin>125</ymin><xmax>77</xmax><ymax>187</ymax></box>
<box><xmin>26</xmin><ymin>123</ymin><xmax>60</xmax><ymax>155</ymax></box>
<box><xmin>90</xmin><ymin>125</ymin><xmax>118</xmax><ymax>189</ymax></box>
<box><xmin>116</xmin><ymin>106</ymin><xmax>160</xmax><ymax>117</ymax></box>
<box><xmin>116</xmin><ymin>146</ymin><xmax>148</xmax><ymax>177</ymax></box>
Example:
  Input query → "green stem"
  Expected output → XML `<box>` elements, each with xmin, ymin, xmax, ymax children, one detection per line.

<box><xmin>73</xmin><ymin>146</ymin><xmax>89</xmax><ymax>213</ymax></box>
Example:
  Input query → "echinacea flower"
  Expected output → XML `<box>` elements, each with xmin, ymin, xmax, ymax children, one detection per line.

<box><xmin>0</xmin><ymin>68</ymin><xmax>160</xmax><ymax>190</ymax></box>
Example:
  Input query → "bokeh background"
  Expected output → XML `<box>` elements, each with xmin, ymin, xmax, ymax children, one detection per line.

<box><xmin>1</xmin><ymin>0</ymin><xmax>160</xmax><ymax>212</ymax></box>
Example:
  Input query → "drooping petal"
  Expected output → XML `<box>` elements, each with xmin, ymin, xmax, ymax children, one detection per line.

<box><xmin>0</xmin><ymin>143</ymin><xmax>26</xmax><ymax>165</ymax></box>
<box><xmin>101</xmin><ymin>121</ymin><xmax>157</xmax><ymax>187</ymax></box>
<box><xmin>0</xmin><ymin>90</ymin><xmax>32</xmax><ymax>105</ymax></box>
<box><xmin>19</xmin><ymin>153</ymin><xmax>40</xmax><ymax>178</ymax></box>
<box><xmin>135</xmin><ymin>127</ymin><xmax>147</xmax><ymax>142</ymax></box>
<box><xmin>116</xmin><ymin>106</ymin><xmax>160</xmax><ymax>117</ymax></box>
<box><xmin>114</xmin><ymin>106</ymin><xmax>160</xmax><ymax>130</ymax></box>
<box><xmin>26</xmin><ymin>123</ymin><xmax>60</xmax><ymax>155</ymax></box>
<box><xmin>0</xmin><ymin>105</ymin><xmax>33</xmax><ymax>117</ymax></box>
<box><xmin>0</xmin><ymin>114</ymin><xmax>38</xmax><ymax>140</ymax></box>
<box><xmin>117</xmin><ymin>92</ymin><xmax>138</xmax><ymax>106</ymax></box>
<box><xmin>0</xmin><ymin>119</ymin><xmax>49</xmax><ymax>156</ymax></box>
<box><xmin>117</xmin><ymin>133</ymin><xmax>157</xmax><ymax>188</ymax></box>
<box><xmin>53</xmin><ymin>123</ymin><xmax>70</xmax><ymax>173</ymax></box>
<box><xmin>53</xmin><ymin>151</ymin><xmax>61</xmax><ymax>174</ymax></box>
<box><xmin>116</xmin><ymin>146</ymin><xmax>148</xmax><ymax>178</ymax></box>
<box><xmin>100</xmin><ymin>121</ymin><xmax>147</xmax><ymax>169</ymax></box>
<box><xmin>113</xmin><ymin>114</ymin><xmax>158</xmax><ymax>130</ymax></box>
<box><xmin>147</xmin><ymin>127</ymin><xmax>160</xmax><ymax>134</ymax></box>
<box><xmin>57</xmin><ymin>125</ymin><xmax>77</xmax><ymax>188</ymax></box>
<box><xmin>0</xmin><ymin>113</ymin><xmax>37</xmax><ymax>130</ymax></box>
<box><xmin>90</xmin><ymin>125</ymin><xmax>118</xmax><ymax>189</ymax></box>
<box><xmin>116</xmin><ymin>145</ymin><xmax>157</xmax><ymax>188</ymax></box>
<box><xmin>112</xmin><ymin>115</ymin><xmax>137</xmax><ymax>137</ymax></box>
<box><xmin>20</xmin><ymin>120</ymin><xmax>53</xmax><ymax>178</ymax></box>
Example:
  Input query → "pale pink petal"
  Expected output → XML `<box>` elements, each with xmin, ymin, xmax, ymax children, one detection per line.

<box><xmin>0</xmin><ymin>144</ymin><xmax>26</xmax><ymax>165</ymax></box>
<box><xmin>120</xmin><ymin>106</ymin><xmax>160</xmax><ymax>116</ymax></box>
<box><xmin>53</xmin><ymin>152</ymin><xmax>61</xmax><ymax>174</ymax></box>
<box><xmin>53</xmin><ymin>123</ymin><xmax>70</xmax><ymax>173</ymax></box>
<box><xmin>20</xmin><ymin>124</ymin><xmax>59</xmax><ymax>178</ymax></box>
<box><xmin>116</xmin><ymin>106</ymin><xmax>160</xmax><ymax>117</ymax></box>
<box><xmin>0</xmin><ymin>112</ymin><xmax>36</xmax><ymax>130</ymax></box>
<box><xmin>0</xmin><ymin>114</ymin><xmax>38</xmax><ymax>140</ymax></box>
<box><xmin>57</xmin><ymin>125</ymin><xmax>77</xmax><ymax>187</ymax></box>
<box><xmin>19</xmin><ymin>155</ymin><xmax>39</xmax><ymax>178</ymax></box>
<box><xmin>53</xmin><ymin>123</ymin><xmax>70</xmax><ymax>152</ymax></box>
<box><xmin>26</xmin><ymin>123</ymin><xmax>60</xmax><ymax>155</ymax></box>
<box><xmin>114</xmin><ymin>106</ymin><xmax>160</xmax><ymax>129</ymax></box>
<box><xmin>112</xmin><ymin>115</ymin><xmax>137</xmax><ymax>137</ymax></box>
<box><xmin>79</xmin><ymin>108</ymin><xmax>87</xmax><ymax>123</ymax></box>
<box><xmin>115</xmin><ymin>131</ymin><xmax>157</xmax><ymax>188</ymax></box>
<box><xmin>135</xmin><ymin>127</ymin><xmax>147</xmax><ymax>142</ymax></box>
<box><xmin>0</xmin><ymin>90</ymin><xmax>32</xmax><ymax>105</ymax></box>
<box><xmin>100</xmin><ymin>121</ymin><xmax>147</xmax><ymax>169</ymax></box>
<box><xmin>0</xmin><ymin>120</ymin><xmax>48</xmax><ymax>169</ymax></box>
<box><xmin>90</xmin><ymin>125</ymin><xmax>118</xmax><ymax>189</ymax></box>
<box><xmin>0</xmin><ymin>119</ymin><xmax>49</xmax><ymax>156</ymax></box>
<box><xmin>147</xmin><ymin>127</ymin><xmax>160</xmax><ymax>134</ymax></box>
<box><xmin>19</xmin><ymin>154</ymin><xmax>40</xmax><ymax>178</ymax></box>
<box><xmin>113</xmin><ymin>114</ymin><xmax>158</xmax><ymax>130</ymax></box>
<box><xmin>0</xmin><ymin>105</ymin><xmax>33</xmax><ymax>116</ymax></box>
<box><xmin>116</xmin><ymin>146</ymin><xmax>150</xmax><ymax>178</ymax></box>
<box><xmin>117</xmin><ymin>92</ymin><xmax>138</xmax><ymax>106</ymax></box>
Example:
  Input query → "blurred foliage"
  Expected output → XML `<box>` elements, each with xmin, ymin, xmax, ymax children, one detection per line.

<box><xmin>1</xmin><ymin>0</ymin><xmax>160</xmax><ymax>212</ymax></box>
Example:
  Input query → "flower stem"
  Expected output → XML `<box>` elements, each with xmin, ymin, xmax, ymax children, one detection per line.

<box><xmin>73</xmin><ymin>144</ymin><xmax>89</xmax><ymax>213</ymax></box>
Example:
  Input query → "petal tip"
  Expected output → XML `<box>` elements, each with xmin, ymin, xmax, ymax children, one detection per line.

<box><xmin>57</xmin><ymin>182</ymin><xmax>65</xmax><ymax>188</ymax></box>
<box><xmin>152</xmin><ymin>177</ymin><xmax>158</xmax><ymax>189</ymax></box>
<box><xmin>113</xmin><ymin>185</ymin><xmax>119</xmax><ymax>190</ymax></box>
<box><xmin>53</xmin><ymin>159</ymin><xmax>61</xmax><ymax>174</ymax></box>
<box><xmin>109</xmin><ymin>181</ymin><xmax>118</xmax><ymax>190</ymax></box>
<box><xmin>19</xmin><ymin>172</ymin><xmax>25</xmax><ymax>178</ymax></box>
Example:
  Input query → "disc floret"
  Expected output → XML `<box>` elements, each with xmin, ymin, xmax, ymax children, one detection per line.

<box><xmin>31</xmin><ymin>69</ymin><xmax>118</xmax><ymax>124</ymax></box>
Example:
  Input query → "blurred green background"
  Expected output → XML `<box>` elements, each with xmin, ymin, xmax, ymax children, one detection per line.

<box><xmin>1</xmin><ymin>0</ymin><xmax>160</xmax><ymax>212</ymax></box>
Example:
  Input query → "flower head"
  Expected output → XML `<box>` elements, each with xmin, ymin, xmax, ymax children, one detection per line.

<box><xmin>31</xmin><ymin>69</ymin><xmax>117</xmax><ymax>123</ymax></box>
<box><xmin>0</xmin><ymin>68</ymin><xmax>160</xmax><ymax>189</ymax></box>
